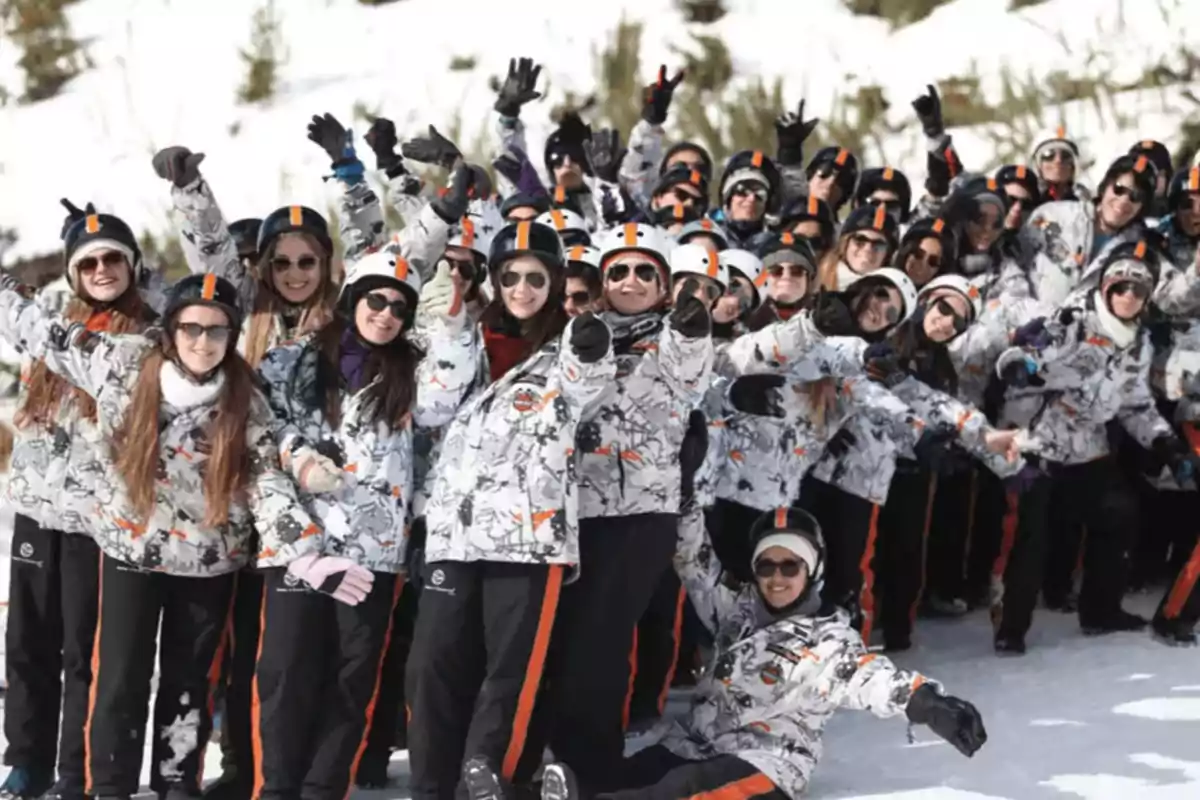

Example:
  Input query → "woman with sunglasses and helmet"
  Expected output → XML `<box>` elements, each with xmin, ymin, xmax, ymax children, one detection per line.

<box><xmin>405</xmin><ymin>221</ymin><xmax>616</xmax><ymax>800</ymax></box>
<box><xmin>532</xmin><ymin>506</ymin><xmax>986</xmax><ymax>800</ymax></box>
<box><xmin>990</xmin><ymin>240</ymin><xmax>1180</xmax><ymax>654</ymax></box>
<box><xmin>744</xmin><ymin>233</ymin><xmax>817</xmax><ymax>331</ymax></box>
<box><xmin>252</xmin><ymin>246</ymin><xmax>476</xmax><ymax>800</ymax></box>
<box><xmin>805</xmin><ymin>146</ymin><xmax>859</xmax><ymax>219</ymax></box>
<box><xmin>0</xmin><ymin>269</ymin><xmax>317</xmax><ymax>800</ymax></box>
<box><xmin>710</xmin><ymin>151</ymin><xmax>782</xmax><ymax>249</ymax></box>
<box><xmin>0</xmin><ymin>205</ymin><xmax>159</xmax><ymax>800</ymax></box>
<box><xmin>853</xmin><ymin>167</ymin><xmax>913</xmax><ymax>225</ymax></box>
<box><xmin>1029</xmin><ymin>128</ymin><xmax>1090</xmax><ymax>205</ymax></box>
<box><xmin>816</xmin><ymin>204</ymin><xmax>898</xmax><ymax>293</ymax></box>
<box><xmin>775</xmin><ymin>195</ymin><xmax>837</xmax><ymax>262</ymax></box>
<box><xmin>896</xmin><ymin>217</ymin><xmax>957</xmax><ymax>290</ymax></box>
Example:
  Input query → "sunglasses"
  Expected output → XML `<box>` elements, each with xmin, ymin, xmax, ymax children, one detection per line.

<box><xmin>176</xmin><ymin>322</ymin><xmax>231</xmax><ymax>343</ymax></box>
<box><xmin>1109</xmin><ymin>280</ymin><xmax>1149</xmax><ymax>300</ymax></box>
<box><xmin>767</xmin><ymin>264</ymin><xmax>808</xmax><ymax>279</ymax></box>
<box><xmin>364</xmin><ymin>292</ymin><xmax>409</xmax><ymax>320</ymax></box>
<box><xmin>1038</xmin><ymin>148</ymin><xmax>1075</xmax><ymax>164</ymax></box>
<box><xmin>850</xmin><ymin>233</ymin><xmax>890</xmax><ymax>254</ymax></box>
<box><xmin>565</xmin><ymin>290</ymin><xmax>592</xmax><ymax>306</ymax></box>
<box><xmin>76</xmin><ymin>251</ymin><xmax>127</xmax><ymax>272</ymax></box>
<box><xmin>732</xmin><ymin>182</ymin><xmax>767</xmax><ymax>202</ymax></box>
<box><xmin>754</xmin><ymin>558</ymin><xmax>803</xmax><ymax>579</ymax></box>
<box><xmin>872</xmin><ymin>197</ymin><xmax>903</xmax><ymax>212</ymax></box>
<box><xmin>933</xmin><ymin>298</ymin><xmax>969</xmax><ymax>333</ymax></box>
<box><xmin>1111</xmin><ymin>184</ymin><xmax>1145</xmax><ymax>205</ymax></box>
<box><xmin>668</xmin><ymin>186</ymin><xmax>703</xmax><ymax>205</ymax></box>
<box><xmin>912</xmin><ymin>247</ymin><xmax>942</xmax><ymax>270</ymax></box>
<box><xmin>271</xmin><ymin>255</ymin><xmax>319</xmax><ymax>273</ymax></box>
<box><xmin>548</xmin><ymin>151</ymin><xmax>580</xmax><ymax>169</ymax></box>
<box><xmin>814</xmin><ymin>165</ymin><xmax>837</xmax><ymax>179</ymax></box>
<box><xmin>446</xmin><ymin>256</ymin><xmax>477</xmax><ymax>282</ymax></box>
<box><xmin>500</xmin><ymin>270</ymin><xmax>548</xmax><ymax>289</ymax></box>
<box><xmin>690</xmin><ymin>279</ymin><xmax>723</xmax><ymax>303</ymax></box>
<box><xmin>1005</xmin><ymin>193</ymin><xmax>1036</xmax><ymax>212</ymax></box>
<box><xmin>606</xmin><ymin>262</ymin><xmax>660</xmax><ymax>284</ymax></box>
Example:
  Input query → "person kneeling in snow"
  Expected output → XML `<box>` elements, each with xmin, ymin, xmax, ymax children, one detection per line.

<box><xmin>465</xmin><ymin>507</ymin><xmax>987</xmax><ymax>800</ymax></box>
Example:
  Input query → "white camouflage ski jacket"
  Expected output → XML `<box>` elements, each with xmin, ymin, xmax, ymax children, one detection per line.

<box><xmin>661</xmin><ymin>507</ymin><xmax>936</xmax><ymax>799</ymax></box>
<box><xmin>576</xmin><ymin>314</ymin><xmax>714</xmax><ymax>519</ymax></box>
<box><xmin>257</xmin><ymin>321</ymin><xmax>476</xmax><ymax>573</ymax></box>
<box><xmin>0</xmin><ymin>284</ymin><xmax>318</xmax><ymax>576</ymax></box>
<box><xmin>424</xmin><ymin>318</ymin><xmax>615</xmax><ymax>566</ymax></box>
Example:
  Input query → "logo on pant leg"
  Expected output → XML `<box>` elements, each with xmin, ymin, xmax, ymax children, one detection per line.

<box><xmin>283</xmin><ymin>571</ymin><xmax>301</xmax><ymax>588</ymax></box>
<box><xmin>430</xmin><ymin>569</ymin><xmax>445</xmax><ymax>587</ymax></box>
<box><xmin>19</xmin><ymin>542</ymin><xmax>32</xmax><ymax>558</ymax></box>
<box><xmin>425</xmin><ymin>568</ymin><xmax>456</xmax><ymax>595</ymax></box>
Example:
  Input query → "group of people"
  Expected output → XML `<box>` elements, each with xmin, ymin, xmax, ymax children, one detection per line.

<box><xmin>1</xmin><ymin>53</ymin><xmax>1198</xmax><ymax>800</ymax></box>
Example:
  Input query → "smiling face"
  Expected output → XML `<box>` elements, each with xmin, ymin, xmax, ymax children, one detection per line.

<box><xmin>1107</xmin><ymin>281</ymin><xmax>1148</xmax><ymax>321</ymax></box>
<box><xmin>173</xmin><ymin>304</ymin><xmax>232</xmax><ymax>377</ymax></box>
<box><xmin>563</xmin><ymin>276</ymin><xmax>599</xmax><ymax>318</ymax></box>
<box><xmin>904</xmin><ymin>237</ymin><xmax>943</xmax><ymax>287</ymax></box>
<box><xmin>855</xmin><ymin>284</ymin><xmax>903</xmax><ymax>333</ymax></box>
<box><xmin>754</xmin><ymin>545</ymin><xmax>809</xmax><ymax>610</ymax></box>
<box><xmin>354</xmin><ymin>286</ymin><xmax>407</xmax><ymax>345</ymax></box>
<box><xmin>1098</xmin><ymin>172</ymin><xmax>1145</xmax><ymax>232</ymax></box>
<box><xmin>269</xmin><ymin>233</ymin><xmax>325</xmax><ymax>305</ymax></box>
<box><xmin>1038</xmin><ymin>145</ymin><xmax>1075</xmax><ymax>185</ymax></box>
<box><xmin>966</xmin><ymin>202</ymin><xmax>1003</xmax><ymax>252</ymax></box>
<box><xmin>922</xmin><ymin>290</ymin><xmax>971</xmax><ymax>343</ymax></box>
<box><xmin>499</xmin><ymin>254</ymin><xmax>551</xmax><ymax>320</ymax></box>
<box><xmin>845</xmin><ymin>231</ymin><xmax>889</xmax><ymax>274</ymax></box>
<box><xmin>1179</xmin><ymin>194</ymin><xmax>1200</xmax><ymax>237</ymax></box>
<box><xmin>766</xmin><ymin>263</ymin><xmax>809</xmax><ymax>305</ymax></box>
<box><xmin>77</xmin><ymin>249</ymin><xmax>132</xmax><ymax>303</ymax></box>
<box><xmin>727</xmin><ymin>182</ymin><xmax>766</xmax><ymax>222</ymax></box>
<box><xmin>604</xmin><ymin>252</ymin><xmax>667</xmax><ymax>315</ymax></box>
<box><xmin>553</xmin><ymin>155</ymin><xmax>585</xmax><ymax>190</ymax></box>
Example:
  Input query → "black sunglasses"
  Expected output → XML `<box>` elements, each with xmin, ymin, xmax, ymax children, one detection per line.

<box><xmin>680</xmin><ymin>279</ymin><xmax>722</xmax><ymax>303</ymax></box>
<box><xmin>872</xmin><ymin>198</ymin><xmax>903</xmax><ymax>211</ymax></box>
<box><xmin>767</xmin><ymin>264</ymin><xmax>808</xmax><ymax>279</ymax></box>
<box><xmin>76</xmin><ymin>251</ymin><xmax>127</xmax><ymax>272</ymax></box>
<box><xmin>732</xmin><ymin>182</ymin><xmax>767</xmax><ymax>201</ymax></box>
<box><xmin>500</xmin><ymin>270</ymin><xmax>548</xmax><ymax>289</ymax></box>
<box><xmin>669</xmin><ymin>186</ymin><xmax>703</xmax><ymax>204</ymax></box>
<box><xmin>176</xmin><ymin>322</ymin><xmax>231</xmax><ymax>342</ymax></box>
<box><xmin>446</xmin><ymin>255</ymin><xmax>477</xmax><ymax>281</ymax></box>
<box><xmin>933</xmin><ymin>297</ymin><xmax>969</xmax><ymax>333</ymax></box>
<box><xmin>271</xmin><ymin>255</ymin><xmax>319</xmax><ymax>273</ymax></box>
<box><xmin>1109</xmin><ymin>280</ymin><xmax>1149</xmax><ymax>300</ymax></box>
<box><xmin>913</xmin><ymin>247</ymin><xmax>942</xmax><ymax>270</ymax></box>
<box><xmin>565</xmin><ymin>290</ymin><xmax>592</xmax><ymax>306</ymax></box>
<box><xmin>815</xmin><ymin>165</ymin><xmax>837</xmax><ymax>179</ymax></box>
<box><xmin>1111</xmin><ymin>184</ymin><xmax>1146</xmax><ymax>205</ymax></box>
<box><xmin>364</xmin><ymin>292</ymin><xmax>408</xmax><ymax>320</ymax></box>
<box><xmin>606</xmin><ymin>262</ymin><xmax>660</xmax><ymax>284</ymax></box>
<box><xmin>850</xmin><ymin>233</ymin><xmax>890</xmax><ymax>253</ymax></box>
<box><xmin>754</xmin><ymin>558</ymin><xmax>803</xmax><ymax>579</ymax></box>
<box><xmin>548</xmin><ymin>150</ymin><xmax>580</xmax><ymax>169</ymax></box>
<box><xmin>1039</xmin><ymin>149</ymin><xmax>1074</xmax><ymax>164</ymax></box>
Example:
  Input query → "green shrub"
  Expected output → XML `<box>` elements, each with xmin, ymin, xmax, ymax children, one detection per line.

<box><xmin>2</xmin><ymin>0</ymin><xmax>91</xmax><ymax>103</ymax></box>
<box><xmin>237</xmin><ymin>0</ymin><xmax>285</xmax><ymax>105</ymax></box>
<box><xmin>676</xmin><ymin>0</ymin><xmax>727</xmax><ymax>23</ymax></box>
<box><xmin>840</xmin><ymin>0</ymin><xmax>953</xmax><ymax>28</ymax></box>
<box><xmin>449</xmin><ymin>55</ymin><xmax>477</xmax><ymax>71</ymax></box>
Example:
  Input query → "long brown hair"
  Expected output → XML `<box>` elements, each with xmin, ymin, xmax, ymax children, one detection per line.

<box><xmin>243</xmin><ymin>232</ymin><xmax>337</xmax><ymax>368</ymax></box>
<box><xmin>16</xmin><ymin>291</ymin><xmax>153</xmax><ymax>429</ymax></box>
<box><xmin>479</xmin><ymin>260</ymin><xmax>568</xmax><ymax>365</ymax></box>
<box><xmin>306</xmin><ymin>316</ymin><xmax>424</xmax><ymax>430</ymax></box>
<box><xmin>816</xmin><ymin>235</ymin><xmax>851</xmax><ymax>292</ymax></box>
<box><xmin>112</xmin><ymin>340</ymin><xmax>259</xmax><ymax>528</ymax></box>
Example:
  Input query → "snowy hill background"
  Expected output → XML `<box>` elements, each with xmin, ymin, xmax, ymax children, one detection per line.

<box><xmin>1</xmin><ymin>0</ymin><xmax>1199</xmax><ymax>266</ymax></box>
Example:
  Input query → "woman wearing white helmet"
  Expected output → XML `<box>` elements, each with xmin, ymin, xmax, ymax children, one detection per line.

<box><xmin>535</xmin><ymin>222</ymin><xmax>715</xmax><ymax>791</ymax></box>
<box><xmin>253</xmin><ymin>248</ymin><xmax>477</xmax><ymax>800</ymax></box>
<box><xmin>537</xmin><ymin>207</ymin><xmax>592</xmax><ymax>248</ymax></box>
<box><xmin>564</xmin><ymin>244</ymin><xmax>604</xmax><ymax>317</ymax></box>
<box><xmin>1029</xmin><ymin>126</ymin><xmax>1089</xmax><ymax>204</ymax></box>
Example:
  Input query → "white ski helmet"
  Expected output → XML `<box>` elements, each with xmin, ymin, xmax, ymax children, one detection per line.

<box><xmin>669</xmin><ymin>243</ymin><xmax>728</xmax><ymax>291</ymax></box>
<box><xmin>848</xmin><ymin>267</ymin><xmax>919</xmax><ymax>325</ymax></box>
<box><xmin>1030</xmin><ymin>125</ymin><xmax>1080</xmax><ymax>165</ymax></box>
<box><xmin>918</xmin><ymin>274</ymin><xmax>983</xmax><ymax>326</ymax></box>
<box><xmin>598</xmin><ymin>222</ymin><xmax>674</xmax><ymax>273</ymax></box>
<box><xmin>564</xmin><ymin>244</ymin><xmax>603</xmax><ymax>274</ymax></box>
<box><xmin>675</xmin><ymin>217</ymin><xmax>730</xmax><ymax>250</ymax></box>
<box><xmin>537</xmin><ymin>207</ymin><xmax>591</xmax><ymax>246</ymax></box>
<box><xmin>339</xmin><ymin>248</ymin><xmax>424</xmax><ymax>325</ymax></box>
<box><xmin>448</xmin><ymin>204</ymin><xmax>504</xmax><ymax>262</ymax></box>
<box><xmin>719</xmin><ymin>249</ymin><xmax>765</xmax><ymax>310</ymax></box>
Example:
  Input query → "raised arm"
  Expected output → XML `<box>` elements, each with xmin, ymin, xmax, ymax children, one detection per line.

<box><xmin>673</xmin><ymin>503</ymin><xmax>742</xmax><ymax>633</ymax></box>
<box><xmin>411</xmin><ymin>262</ymin><xmax>480</xmax><ymax>428</ymax></box>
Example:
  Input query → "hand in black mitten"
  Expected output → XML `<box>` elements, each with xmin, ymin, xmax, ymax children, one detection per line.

<box><xmin>728</xmin><ymin>374</ymin><xmax>787</xmax><ymax>418</ymax></box>
<box><xmin>402</xmin><ymin>125</ymin><xmax>462</xmax><ymax>169</ymax></box>
<box><xmin>680</xmin><ymin>409</ymin><xmax>709</xmax><ymax>507</ymax></box>
<box><xmin>812</xmin><ymin>290</ymin><xmax>856</xmax><ymax>336</ymax></box>
<box><xmin>307</xmin><ymin>113</ymin><xmax>351</xmax><ymax>164</ymax></box>
<box><xmin>570</xmin><ymin>312</ymin><xmax>612</xmax><ymax>364</ymax></box>
<box><xmin>671</xmin><ymin>280</ymin><xmax>712</xmax><ymax>338</ymax></box>
<box><xmin>584</xmin><ymin>129</ymin><xmax>626</xmax><ymax>184</ymax></box>
<box><xmin>152</xmin><ymin>146</ymin><xmax>206</xmax><ymax>188</ymax></box>
<box><xmin>925</xmin><ymin>151</ymin><xmax>951</xmax><ymax>198</ymax></box>
<box><xmin>775</xmin><ymin>100</ymin><xmax>819</xmax><ymax>167</ymax></box>
<box><xmin>913</xmin><ymin>422</ymin><xmax>958</xmax><ymax>472</ymax></box>
<box><xmin>642</xmin><ymin>65</ymin><xmax>685</xmax><ymax>126</ymax></box>
<box><xmin>494</xmin><ymin>57</ymin><xmax>543</xmax><ymax>118</ymax></box>
<box><xmin>364</xmin><ymin>117</ymin><xmax>406</xmax><ymax>175</ymax></box>
<box><xmin>1149</xmin><ymin>434</ymin><xmax>1200</xmax><ymax>486</ymax></box>
<box><xmin>863</xmin><ymin>341</ymin><xmax>906</xmax><ymax>387</ymax></box>
<box><xmin>431</xmin><ymin>163</ymin><xmax>474</xmax><ymax>224</ymax></box>
<box><xmin>824</xmin><ymin>427</ymin><xmax>858</xmax><ymax>458</ymax></box>
<box><xmin>59</xmin><ymin>198</ymin><xmax>89</xmax><ymax>239</ymax></box>
<box><xmin>911</xmin><ymin>84</ymin><xmax>945</xmax><ymax>139</ymax></box>
<box><xmin>1011</xmin><ymin>317</ymin><xmax>1051</xmax><ymax>350</ymax></box>
<box><xmin>905</xmin><ymin>684</ymin><xmax>988</xmax><ymax>757</ymax></box>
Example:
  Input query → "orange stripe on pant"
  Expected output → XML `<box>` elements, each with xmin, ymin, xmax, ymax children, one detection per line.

<box><xmin>500</xmin><ymin>565</ymin><xmax>563</xmax><ymax>781</ymax></box>
<box><xmin>83</xmin><ymin>555</ymin><xmax>106</xmax><ymax>796</ymax></box>
<box><xmin>858</xmin><ymin>505</ymin><xmax>882</xmax><ymax>644</ymax></box>
<box><xmin>910</xmin><ymin>474</ymin><xmax>940</xmax><ymax>626</ymax></box>
<box><xmin>199</xmin><ymin>573</ymin><xmax>239</xmax><ymax>789</ymax></box>
<box><xmin>250</xmin><ymin>585</ymin><xmax>270</xmax><ymax>800</ymax></box>
<box><xmin>657</xmin><ymin>586</ymin><xmax>688</xmax><ymax>715</ymax></box>
<box><xmin>1163</xmin><ymin>537</ymin><xmax>1200</xmax><ymax>619</ymax></box>
<box><xmin>989</xmin><ymin>490</ymin><xmax>1021</xmax><ymax>619</ymax></box>
<box><xmin>686</xmin><ymin>771</ymin><xmax>776</xmax><ymax>800</ymax></box>
<box><xmin>622</xmin><ymin>628</ymin><xmax>638</xmax><ymax>731</ymax></box>
<box><xmin>344</xmin><ymin>576</ymin><xmax>406</xmax><ymax>800</ymax></box>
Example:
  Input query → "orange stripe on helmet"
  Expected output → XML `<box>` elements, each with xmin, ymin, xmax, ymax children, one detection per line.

<box><xmin>201</xmin><ymin>273</ymin><xmax>217</xmax><ymax>301</ymax></box>
<box><xmin>835</xmin><ymin>148</ymin><xmax>849</xmax><ymax>166</ymax></box>
<box><xmin>1056</xmin><ymin>125</ymin><xmax>1066</xmax><ymax>139</ymax></box>
<box><xmin>706</xmin><ymin>249</ymin><xmax>720</xmax><ymax>278</ymax></box>
<box><xmin>554</xmin><ymin>186</ymin><xmax>567</xmax><ymax>203</ymax></box>
<box><xmin>1190</xmin><ymin>167</ymin><xmax>1200</xmax><ymax>192</ymax></box>
<box><xmin>751</xmin><ymin>151</ymin><xmax>764</xmax><ymax>168</ymax></box>
<box><xmin>1134</xmin><ymin>240</ymin><xmax>1147</xmax><ymax>260</ymax></box>
<box><xmin>673</xmin><ymin>205</ymin><xmax>685</xmax><ymax>220</ymax></box>
<box><xmin>872</xmin><ymin>204</ymin><xmax>887</xmax><ymax>231</ymax></box>
<box><xmin>754</xmin><ymin>270</ymin><xmax>769</xmax><ymax>288</ymax></box>
<box><xmin>882</xmin><ymin>166</ymin><xmax>894</xmax><ymax>181</ymax></box>
<box><xmin>1134</xmin><ymin>156</ymin><xmax>1148</xmax><ymax>173</ymax></box>
<box><xmin>689</xmin><ymin>169</ymin><xmax>702</xmax><ymax>186</ymax></box>
<box><xmin>550</xmin><ymin>210</ymin><xmax>566</xmax><ymax>229</ymax></box>
<box><xmin>394</xmin><ymin>257</ymin><xmax>410</xmax><ymax>280</ymax></box>
<box><xmin>807</xmin><ymin>196</ymin><xmax>818</xmax><ymax>214</ymax></box>
<box><xmin>568</xmin><ymin>245</ymin><xmax>585</xmax><ymax>261</ymax></box>
<box><xmin>516</xmin><ymin>222</ymin><xmax>531</xmax><ymax>250</ymax></box>
<box><xmin>289</xmin><ymin>206</ymin><xmax>304</xmax><ymax>226</ymax></box>
<box><xmin>1016</xmin><ymin>165</ymin><xmax>1027</xmax><ymax>180</ymax></box>
<box><xmin>700</xmin><ymin>218</ymin><xmax>714</xmax><ymax>230</ymax></box>
<box><xmin>775</xmin><ymin>508</ymin><xmax>788</xmax><ymax>529</ymax></box>
<box><xmin>85</xmin><ymin>214</ymin><xmax>100</xmax><ymax>234</ymax></box>
<box><xmin>932</xmin><ymin>218</ymin><xmax>945</xmax><ymax>233</ymax></box>
<box><xmin>623</xmin><ymin>223</ymin><xmax>639</xmax><ymax>247</ymax></box>
<box><xmin>986</xmin><ymin>178</ymin><xmax>998</xmax><ymax>191</ymax></box>
<box><xmin>781</xmin><ymin>231</ymin><xmax>794</xmax><ymax>245</ymax></box>
<box><xmin>461</xmin><ymin>217</ymin><xmax>476</xmax><ymax>248</ymax></box>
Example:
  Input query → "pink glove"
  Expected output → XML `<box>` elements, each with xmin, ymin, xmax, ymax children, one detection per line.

<box><xmin>286</xmin><ymin>553</ymin><xmax>374</xmax><ymax>606</ymax></box>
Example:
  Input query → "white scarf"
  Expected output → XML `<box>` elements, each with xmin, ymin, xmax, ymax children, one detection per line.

<box><xmin>836</xmin><ymin>260</ymin><xmax>864</xmax><ymax>292</ymax></box>
<box><xmin>1091</xmin><ymin>290</ymin><xmax>1138</xmax><ymax>349</ymax></box>
<box><xmin>160</xmin><ymin>360</ymin><xmax>226</xmax><ymax>410</ymax></box>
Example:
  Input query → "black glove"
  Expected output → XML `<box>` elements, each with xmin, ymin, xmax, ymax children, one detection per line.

<box><xmin>59</xmin><ymin>198</ymin><xmax>89</xmax><ymax>240</ymax></box>
<box><xmin>863</xmin><ymin>341</ymin><xmax>906</xmax><ymax>387</ymax></box>
<box><xmin>494</xmin><ymin>57</ymin><xmax>543</xmax><ymax>117</ymax></box>
<box><xmin>670</xmin><ymin>281</ymin><xmax>712</xmax><ymax>338</ymax></box>
<box><xmin>1011</xmin><ymin>317</ymin><xmax>1051</xmax><ymax>350</ymax></box>
<box><xmin>1150</xmin><ymin>434</ymin><xmax>1200</xmax><ymax>485</ymax></box>
<box><xmin>680</xmin><ymin>409</ymin><xmax>709</xmax><ymax>508</ymax></box>
<box><xmin>642</xmin><ymin>65</ymin><xmax>684</xmax><ymax>126</ymax></box>
<box><xmin>728</xmin><ymin>375</ymin><xmax>787</xmax><ymax>418</ymax></box>
<box><xmin>911</xmin><ymin>84</ymin><xmax>945</xmax><ymax>139</ymax></box>
<box><xmin>925</xmin><ymin>151</ymin><xmax>951</xmax><ymax>197</ymax></box>
<box><xmin>570</xmin><ymin>312</ymin><xmax>611</xmax><ymax>364</ymax></box>
<box><xmin>306</xmin><ymin>112</ymin><xmax>352</xmax><ymax>165</ymax></box>
<box><xmin>556</xmin><ymin>111</ymin><xmax>592</xmax><ymax>148</ymax></box>
<box><xmin>402</xmin><ymin>125</ymin><xmax>462</xmax><ymax>169</ymax></box>
<box><xmin>584</xmin><ymin>128</ymin><xmax>626</xmax><ymax>184</ymax></box>
<box><xmin>812</xmin><ymin>291</ymin><xmax>856</xmax><ymax>336</ymax></box>
<box><xmin>913</xmin><ymin>422</ymin><xmax>958</xmax><ymax>472</ymax></box>
<box><xmin>774</xmin><ymin>100</ymin><xmax>819</xmax><ymax>167</ymax></box>
<box><xmin>152</xmin><ymin>146</ymin><xmax>206</xmax><ymax>188</ymax></box>
<box><xmin>363</xmin><ymin>116</ymin><xmax>407</xmax><ymax>176</ymax></box>
<box><xmin>430</xmin><ymin>164</ymin><xmax>474</xmax><ymax>224</ymax></box>
<box><xmin>905</xmin><ymin>684</ymin><xmax>987</xmax><ymax>758</ymax></box>
<box><xmin>824</xmin><ymin>427</ymin><xmax>857</xmax><ymax>458</ymax></box>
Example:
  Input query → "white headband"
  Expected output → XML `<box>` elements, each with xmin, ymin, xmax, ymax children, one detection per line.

<box><xmin>752</xmin><ymin>533</ymin><xmax>820</xmax><ymax>574</ymax></box>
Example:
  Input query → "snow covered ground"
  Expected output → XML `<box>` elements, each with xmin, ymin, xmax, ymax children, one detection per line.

<box><xmin>1</xmin><ymin>0</ymin><xmax>1199</xmax><ymax>263</ymax></box>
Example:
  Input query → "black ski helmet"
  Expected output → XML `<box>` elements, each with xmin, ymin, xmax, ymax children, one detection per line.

<box><xmin>748</xmin><ymin>506</ymin><xmax>826</xmax><ymax>606</ymax></box>
<box><xmin>62</xmin><ymin>206</ymin><xmax>144</xmax><ymax>290</ymax></box>
<box><xmin>162</xmin><ymin>273</ymin><xmax>243</xmax><ymax>350</ymax></box>
<box><xmin>488</xmin><ymin>220</ymin><xmax>565</xmax><ymax>274</ymax></box>
<box><xmin>854</xmin><ymin>166</ymin><xmax>913</xmax><ymax>223</ymax></box>
<box><xmin>256</xmin><ymin>205</ymin><xmax>333</xmax><ymax>257</ymax></box>
<box><xmin>805</xmin><ymin>146</ymin><xmax>860</xmax><ymax>210</ymax></box>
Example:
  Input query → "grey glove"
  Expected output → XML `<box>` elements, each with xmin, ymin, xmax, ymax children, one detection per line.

<box><xmin>584</xmin><ymin>129</ymin><xmax>626</xmax><ymax>184</ymax></box>
<box><xmin>152</xmin><ymin>146</ymin><xmax>206</xmax><ymax>188</ymax></box>
<box><xmin>402</xmin><ymin>125</ymin><xmax>462</xmax><ymax>169</ymax></box>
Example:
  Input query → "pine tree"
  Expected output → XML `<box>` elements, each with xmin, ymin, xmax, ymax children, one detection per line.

<box><xmin>2</xmin><ymin>0</ymin><xmax>90</xmax><ymax>103</ymax></box>
<box><xmin>238</xmin><ymin>0</ymin><xmax>285</xmax><ymax>105</ymax></box>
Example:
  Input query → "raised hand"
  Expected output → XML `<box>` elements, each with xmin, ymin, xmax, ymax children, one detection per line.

<box><xmin>584</xmin><ymin>128</ymin><xmax>626</xmax><ymax>183</ymax></box>
<box><xmin>494</xmin><ymin>56</ymin><xmax>543</xmax><ymax>117</ymax></box>
<box><xmin>775</xmin><ymin>100</ymin><xmax>820</xmax><ymax>166</ymax></box>
<box><xmin>642</xmin><ymin>65</ymin><xmax>685</xmax><ymax>126</ymax></box>
<box><xmin>911</xmin><ymin>84</ymin><xmax>945</xmax><ymax>139</ymax></box>
<box><xmin>152</xmin><ymin>146</ymin><xmax>206</xmax><ymax>188</ymax></box>
<box><xmin>307</xmin><ymin>113</ymin><xmax>352</xmax><ymax>164</ymax></box>
<box><xmin>402</xmin><ymin>125</ymin><xmax>462</xmax><ymax>169</ymax></box>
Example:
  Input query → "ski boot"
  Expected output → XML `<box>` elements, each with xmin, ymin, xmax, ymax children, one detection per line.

<box><xmin>200</xmin><ymin>773</ymin><xmax>251</xmax><ymax>800</ymax></box>
<box><xmin>38</xmin><ymin>779</ymin><xmax>89</xmax><ymax>800</ymax></box>
<box><xmin>540</xmin><ymin>764</ymin><xmax>580</xmax><ymax>800</ymax></box>
<box><xmin>1081</xmin><ymin>609</ymin><xmax>1147</xmax><ymax>636</ymax></box>
<box><xmin>0</xmin><ymin>768</ymin><xmax>54</xmax><ymax>800</ymax></box>
<box><xmin>1151</xmin><ymin>614</ymin><xmax>1198</xmax><ymax>646</ymax></box>
<box><xmin>462</xmin><ymin>757</ymin><xmax>507</xmax><ymax>800</ymax></box>
<box><xmin>354</xmin><ymin>751</ymin><xmax>391</xmax><ymax>790</ymax></box>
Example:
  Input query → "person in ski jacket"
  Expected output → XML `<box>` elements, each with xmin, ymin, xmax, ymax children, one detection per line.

<box><xmin>815</xmin><ymin>204</ymin><xmax>898</xmax><ymax>292</ymax></box>
<box><xmin>533</xmin><ymin>506</ymin><xmax>986</xmax><ymax>800</ymax></box>
<box><xmin>405</xmin><ymin>220</ymin><xmax>616</xmax><ymax>800</ymax></box>
<box><xmin>775</xmin><ymin>195</ymin><xmax>837</xmax><ymax>261</ymax></box>
<box><xmin>804</xmin><ymin>146</ymin><xmax>859</xmax><ymax>218</ymax></box>
<box><xmin>1029</xmin><ymin>128</ymin><xmax>1090</xmax><ymax>204</ymax></box>
<box><xmin>708</xmin><ymin>150</ymin><xmax>783</xmax><ymax>249</ymax></box>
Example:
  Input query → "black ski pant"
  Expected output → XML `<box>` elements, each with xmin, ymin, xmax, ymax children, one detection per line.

<box><xmin>627</xmin><ymin>569</ymin><xmax>687</xmax><ymax>726</ymax></box>
<box><xmin>875</xmin><ymin>461</ymin><xmax>936</xmax><ymax>647</ymax></box>
<box><xmin>994</xmin><ymin>457</ymin><xmax>1138</xmax><ymax>638</ymax></box>
<box><xmin>406</xmin><ymin>561</ymin><xmax>563</xmax><ymax>800</ymax></box>
<box><xmin>797</xmin><ymin>476</ymin><xmax>878</xmax><ymax>637</ymax></box>
<box><xmin>4</xmin><ymin>515</ymin><xmax>99</xmax><ymax>792</ymax></box>
<box><xmin>208</xmin><ymin>568</ymin><xmax>264</xmax><ymax>797</ymax></box>
<box><xmin>964</xmin><ymin>467</ymin><xmax>1007</xmax><ymax>605</ymax></box>
<box><xmin>1154</xmin><ymin>489</ymin><xmax>1200</xmax><ymax>627</ymax></box>
<box><xmin>599</xmin><ymin>745</ymin><xmax>786</xmax><ymax>800</ymax></box>
<box><xmin>543</xmin><ymin>514</ymin><xmax>678</xmax><ymax>792</ymax></box>
<box><xmin>85</xmin><ymin>556</ymin><xmax>235</xmax><ymax>798</ymax></box>
<box><xmin>927</xmin><ymin>464</ymin><xmax>974</xmax><ymax>602</ymax></box>
<box><xmin>705</xmin><ymin>499</ymin><xmax>765</xmax><ymax>585</ymax></box>
<box><xmin>252</xmin><ymin>568</ymin><xmax>401</xmax><ymax>800</ymax></box>
<box><xmin>358</xmin><ymin>579</ymin><xmax>419</xmax><ymax>770</ymax></box>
